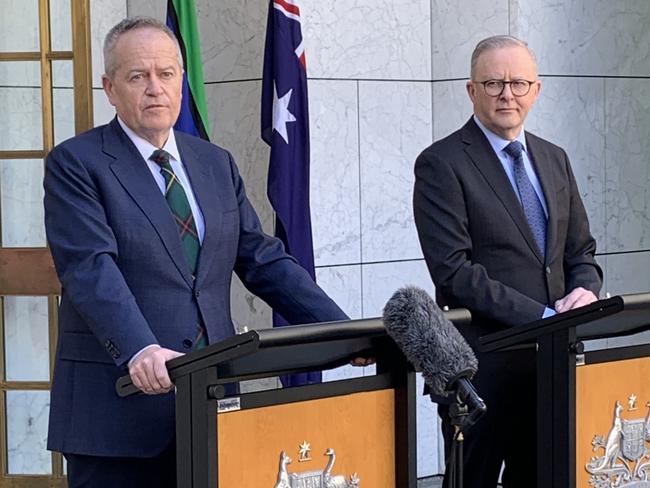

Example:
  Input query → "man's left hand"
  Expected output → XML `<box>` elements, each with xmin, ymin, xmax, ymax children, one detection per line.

<box><xmin>350</xmin><ymin>357</ymin><xmax>375</xmax><ymax>366</ymax></box>
<box><xmin>554</xmin><ymin>287</ymin><xmax>598</xmax><ymax>313</ymax></box>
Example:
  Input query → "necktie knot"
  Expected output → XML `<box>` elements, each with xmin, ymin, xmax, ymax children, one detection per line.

<box><xmin>504</xmin><ymin>140</ymin><xmax>524</xmax><ymax>161</ymax></box>
<box><xmin>150</xmin><ymin>149</ymin><xmax>172</xmax><ymax>167</ymax></box>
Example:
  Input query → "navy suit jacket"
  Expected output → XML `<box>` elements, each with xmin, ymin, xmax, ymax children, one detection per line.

<box><xmin>44</xmin><ymin>118</ymin><xmax>347</xmax><ymax>457</ymax></box>
<box><xmin>413</xmin><ymin>118</ymin><xmax>603</xmax><ymax>347</ymax></box>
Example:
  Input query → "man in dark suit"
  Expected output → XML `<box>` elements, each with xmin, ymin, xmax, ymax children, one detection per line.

<box><xmin>413</xmin><ymin>35</ymin><xmax>602</xmax><ymax>487</ymax></box>
<box><xmin>44</xmin><ymin>17</ymin><xmax>351</xmax><ymax>487</ymax></box>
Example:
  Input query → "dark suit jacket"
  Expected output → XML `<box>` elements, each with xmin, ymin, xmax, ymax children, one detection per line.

<box><xmin>413</xmin><ymin>117</ymin><xmax>602</xmax><ymax>347</ymax></box>
<box><xmin>44</xmin><ymin>118</ymin><xmax>347</xmax><ymax>457</ymax></box>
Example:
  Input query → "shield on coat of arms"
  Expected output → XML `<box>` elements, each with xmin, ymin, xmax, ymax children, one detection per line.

<box><xmin>289</xmin><ymin>471</ymin><xmax>323</xmax><ymax>488</ymax></box>
<box><xmin>622</xmin><ymin>418</ymin><xmax>646</xmax><ymax>461</ymax></box>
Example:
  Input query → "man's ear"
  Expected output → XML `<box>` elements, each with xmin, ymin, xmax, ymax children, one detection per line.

<box><xmin>102</xmin><ymin>74</ymin><xmax>116</xmax><ymax>107</ymax></box>
<box><xmin>466</xmin><ymin>81</ymin><xmax>476</xmax><ymax>103</ymax></box>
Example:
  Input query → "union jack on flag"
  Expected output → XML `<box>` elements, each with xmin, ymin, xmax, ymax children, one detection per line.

<box><xmin>261</xmin><ymin>0</ymin><xmax>319</xmax><ymax>387</ymax></box>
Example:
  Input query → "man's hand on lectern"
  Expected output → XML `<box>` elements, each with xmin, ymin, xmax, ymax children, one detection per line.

<box><xmin>350</xmin><ymin>357</ymin><xmax>375</xmax><ymax>366</ymax></box>
<box><xmin>129</xmin><ymin>345</ymin><xmax>184</xmax><ymax>395</ymax></box>
<box><xmin>554</xmin><ymin>287</ymin><xmax>598</xmax><ymax>314</ymax></box>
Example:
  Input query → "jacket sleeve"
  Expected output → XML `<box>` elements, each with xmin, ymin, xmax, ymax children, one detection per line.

<box><xmin>560</xmin><ymin>151</ymin><xmax>603</xmax><ymax>295</ymax></box>
<box><xmin>225</xmin><ymin>152</ymin><xmax>349</xmax><ymax>324</ymax></box>
<box><xmin>44</xmin><ymin>143</ymin><xmax>157</xmax><ymax>366</ymax></box>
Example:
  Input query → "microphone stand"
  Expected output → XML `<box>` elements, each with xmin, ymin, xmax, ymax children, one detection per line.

<box><xmin>442</xmin><ymin>372</ymin><xmax>487</xmax><ymax>488</ymax></box>
<box><xmin>447</xmin><ymin>396</ymin><xmax>468</xmax><ymax>488</ymax></box>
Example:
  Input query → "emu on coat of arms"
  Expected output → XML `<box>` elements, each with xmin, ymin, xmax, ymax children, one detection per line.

<box><xmin>585</xmin><ymin>400</ymin><xmax>650</xmax><ymax>487</ymax></box>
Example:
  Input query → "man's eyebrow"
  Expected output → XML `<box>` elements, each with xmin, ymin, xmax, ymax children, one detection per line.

<box><xmin>125</xmin><ymin>67</ymin><xmax>146</xmax><ymax>74</ymax></box>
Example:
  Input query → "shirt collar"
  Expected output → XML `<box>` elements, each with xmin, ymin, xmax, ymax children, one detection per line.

<box><xmin>473</xmin><ymin>115</ymin><xmax>528</xmax><ymax>156</ymax></box>
<box><xmin>117</xmin><ymin>117</ymin><xmax>181</xmax><ymax>163</ymax></box>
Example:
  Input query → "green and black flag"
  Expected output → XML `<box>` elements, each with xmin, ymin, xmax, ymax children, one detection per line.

<box><xmin>166</xmin><ymin>0</ymin><xmax>210</xmax><ymax>139</ymax></box>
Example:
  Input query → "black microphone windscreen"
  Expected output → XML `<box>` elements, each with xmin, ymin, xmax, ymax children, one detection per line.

<box><xmin>382</xmin><ymin>286</ymin><xmax>478</xmax><ymax>397</ymax></box>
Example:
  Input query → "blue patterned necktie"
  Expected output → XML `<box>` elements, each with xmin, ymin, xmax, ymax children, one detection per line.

<box><xmin>504</xmin><ymin>141</ymin><xmax>547</xmax><ymax>258</ymax></box>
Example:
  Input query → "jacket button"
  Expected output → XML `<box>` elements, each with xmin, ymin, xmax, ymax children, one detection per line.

<box><xmin>183</xmin><ymin>339</ymin><xmax>193</xmax><ymax>349</ymax></box>
<box><xmin>195</xmin><ymin>290</ymin><xmax>201</xmax><ymax>298</ymax></box>
<box><xmin>545</xmin><ymin>266</ymin><xmax>551</xmax><ymax>274</ymax></box>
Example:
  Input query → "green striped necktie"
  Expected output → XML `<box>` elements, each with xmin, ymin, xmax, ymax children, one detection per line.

<box><xmin>150</xmin><ymin>149</ymin><xmax>207</xmax><ymax>349</ymax></box>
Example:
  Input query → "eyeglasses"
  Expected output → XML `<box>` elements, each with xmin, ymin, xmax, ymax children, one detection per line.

<box><xmin>474</xmin><ymin>79</ymin><xmax>537</xmax><ymax>97</ymax></box>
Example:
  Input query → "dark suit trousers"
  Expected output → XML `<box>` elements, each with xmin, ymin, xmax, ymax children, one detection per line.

<box><xmin>439</xmin><ymin>348</ymin><xmax>537</xmax><ymax>488</ymax></box>
<box><xmin>64</xmin><ymin>440</ymin><xmax>176</xmax><ymax>488</ymax></box>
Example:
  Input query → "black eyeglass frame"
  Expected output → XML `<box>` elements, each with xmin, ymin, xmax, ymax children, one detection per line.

<box><xmin>472</xmin><ymin>79</ymin><xmax>538</xmax><ymax>97</ymax></box>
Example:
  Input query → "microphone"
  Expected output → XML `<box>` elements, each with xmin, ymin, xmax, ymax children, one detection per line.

<box><xmin>382</xmin><ymin>286</ymin><xmax>486</xmax><ymax>424</ymax></box>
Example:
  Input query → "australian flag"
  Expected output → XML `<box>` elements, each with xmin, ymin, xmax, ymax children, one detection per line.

<box><xmin>261</xmin><ymin>0</ymin><xmax>318</xmax><ymax>386</ymax></box>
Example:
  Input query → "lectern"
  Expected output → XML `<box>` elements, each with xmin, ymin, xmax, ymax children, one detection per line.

<box><xmin>479</xmin><ymin>293</ymin><xmax>650</xmax><ymax>488</ymax></box>
<box><xmin>117</xmin><ymin>310</ymin><xmax>471</xmax><ymax>487</ymax></box>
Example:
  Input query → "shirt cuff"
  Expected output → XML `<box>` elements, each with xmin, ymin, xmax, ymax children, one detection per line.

<box><xmin>542</xmin><ymin>307</ymin><xmax>557</xmax><ymax>319</ymax></box>
<box><xmin>127</xmin><ymin>344</ymin><xmax>159</xmax><ymax>368</ymax></box>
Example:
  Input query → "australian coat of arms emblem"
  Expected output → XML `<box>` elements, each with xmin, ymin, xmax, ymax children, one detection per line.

<box><xmin>585</xmin><ymin>400</ymin><xmax>650</xmax><ymax>487</ymax></box>
<box><xmin>273</xmin><ymin>447</ymin><xmax>360</xmax><ymax>488</ymax></box>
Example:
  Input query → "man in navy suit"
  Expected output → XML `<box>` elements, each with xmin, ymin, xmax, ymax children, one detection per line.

<box><xmin>413</xmin><ymin>36</ymin><xmax>602</xmax><ymax>487</ymax></box>
<box><xmin>44</xmin><ymin>17</ymin><xmax>350</xmax><ymax>487</ymax></box>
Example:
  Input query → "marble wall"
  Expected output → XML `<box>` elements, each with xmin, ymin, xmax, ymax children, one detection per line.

<box><xmin>2</xmin><ymin>0</ymin><xmax>649</xmax><ymax>479</ymax></box>
<box><xmin>179</xmin><ymin>0</ymin><xmax>648</xmax><ymax>477</ymax></box>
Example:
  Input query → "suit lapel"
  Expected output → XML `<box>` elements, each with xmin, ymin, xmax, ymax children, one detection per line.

<box><xmin>103</xmin><ymin>119</ymin><xmax>194</xmax><ymax>287</ymax></box>
<box><xmin>461</xmin><ymin>119</ymin><xmax>544</xmax><ymax>264</ymax></box>
<box><xmin>525</xmin><ymin>133</ymin><xmax>558</xmax><ymax>263</ymax></box>
<box><xmin>176</xmin><ymin>135</ymin><xmax>223</xmax><ymax>285</ymax></box>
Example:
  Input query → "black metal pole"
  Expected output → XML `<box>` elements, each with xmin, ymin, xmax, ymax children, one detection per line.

<box><xmin>457</xmin><ymin>431</ymin><xmax>464</xmax><ymax>488</ymax></box>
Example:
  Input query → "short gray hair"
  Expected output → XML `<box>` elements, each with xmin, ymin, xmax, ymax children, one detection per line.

<box><xmin>470</xmin><ymin>35</ymin><xmax>537</xmax><ymax>79</ymax></box>
<box><xmin>103</xmin><ymin>17</ymin><xmax>183</xmax><ymax>77</ymax></box>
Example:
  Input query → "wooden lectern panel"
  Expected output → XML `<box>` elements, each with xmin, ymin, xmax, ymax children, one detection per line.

<box><xmin>576</xmin><ymin>356</ymin><xmax>650</xmax><ymax>487</ymax></box>
<box><xmin>217</xmin><ymin>389</ymin><xmax>396</xmax><ymax>487</ymax></box>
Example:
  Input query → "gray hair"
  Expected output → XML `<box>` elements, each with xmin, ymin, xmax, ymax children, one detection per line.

<box><xmin>470</xmin><ymin>35</ymin><xmax>537</xmax><ymax>79</ymax></box>
<box><xmin>103</xmin><ymin>17</ymin><xmax>183</xmax><ymax>77</ymax></box>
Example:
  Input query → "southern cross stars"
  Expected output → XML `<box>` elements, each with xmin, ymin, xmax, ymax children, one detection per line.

<box><xmin>272</xmin><ymin>82</ymin><xmax>296</xmax><ymax>144</ymax></box>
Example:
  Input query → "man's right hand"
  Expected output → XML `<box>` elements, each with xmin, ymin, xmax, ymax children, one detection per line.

<box><xmin>554</xmin><ymin>286</ymin><xmax>598</xmax><ymax>314</ymax></box>
<box><xmin>128</xmin><ymin>345</ymin><xmax>184</xmax><ymax>395</ymax></box>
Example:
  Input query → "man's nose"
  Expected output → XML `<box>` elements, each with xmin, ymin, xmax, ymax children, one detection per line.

<box><xmin>146</xmin><ymin>75</ymin><xmax>164</xmax><ymax>95</ymax></box>
<box><xmin>499</xmin><ymin>83</ymin><xmax>515</xmax><ymax>99</ymax></box>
